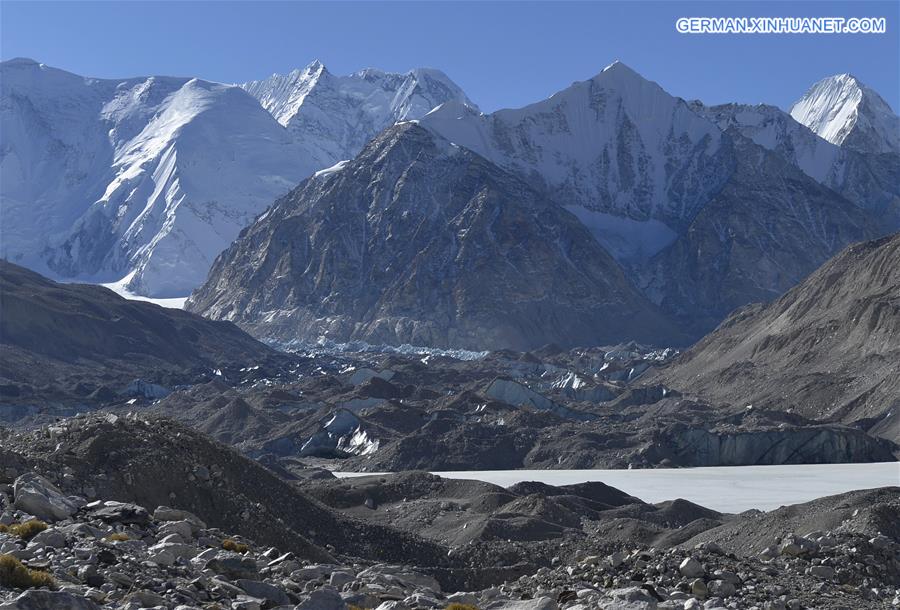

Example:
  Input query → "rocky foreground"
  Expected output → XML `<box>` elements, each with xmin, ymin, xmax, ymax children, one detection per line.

<box><xmin>1</xmin><ymin>415</ymin><xmax>899</xmax><ymax>609</ymax></box>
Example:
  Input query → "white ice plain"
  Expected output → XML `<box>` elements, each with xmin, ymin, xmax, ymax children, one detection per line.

<box><xmin>336</xmin><ymin>462</ymin><xmax>900</xmax><ymax>513</ymax></box>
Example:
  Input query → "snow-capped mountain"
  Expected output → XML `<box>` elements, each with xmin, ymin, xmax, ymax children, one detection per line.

<box><xmin>190</xmin><ymin>62</ymin><xmax>877</xmax><ymax>345</ymax></box>
<box><xmin>420</xmin><ymin>62</ymin><xmax>879</xmax><ymax>330</ymax></box>
<box><xmin>1</xmin><ymin>58</ymin><xmax>317</xmax><ymax>296</ymax></box>
<box><xmin>418</xmin><ymin>61</ymin><xmax>733</xmax><ymax>262</ymax></box>
<box><xmin>242</xmin><ymin>60</ymin><xmax>476</xmax><ymax>169</ymax></box>
<box><xmin>1</xmin><ymin>59</ymin><xmax>471</xmax><ymax>297</ymax></box>
<box><xmin>695</xmin><ymin>102</ymin><xmax>843</xmax><ymax>184</ymax></box>
<box><xmin>790</xmin><ymin>74</ymin><xmax>900</xmax><ymax>154</ymax></box>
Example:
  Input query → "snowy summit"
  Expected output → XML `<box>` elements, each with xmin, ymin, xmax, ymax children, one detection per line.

<box><xmin>790</xmin><ymin>73</ymin><xmax>900</xmax><ymax>154</ymax></box>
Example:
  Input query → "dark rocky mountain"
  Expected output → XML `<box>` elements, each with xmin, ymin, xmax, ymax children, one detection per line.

<box><xmin>644</xmin><ymin>132</ymin><xmax>876</xmax><ymax>332</ymax></box>
<box><xmin>0</xmin><ymin>261</ymin><xmax>290</xmax><ymax>411</ymax></box>
<box><xmin>652</xmin><ymin>232</ymin><xmax>900</xmax><ymax>443</ymax></box>
<box><xmin>187</xmin><ymin>122</ymin><xmax>685</xmax><ymax>351</ymax></box>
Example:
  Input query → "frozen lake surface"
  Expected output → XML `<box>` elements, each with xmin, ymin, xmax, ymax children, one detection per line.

<box><xmin>336</xmin><ymin>462</ymin><xmax>899</xmax><ymax>513</ymax></box>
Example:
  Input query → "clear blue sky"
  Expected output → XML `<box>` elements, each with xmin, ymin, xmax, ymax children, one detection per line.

<box><xmin>2</xmin><ymin>1</ymin><xmax>898</xmax><ymax>112</ymax></box>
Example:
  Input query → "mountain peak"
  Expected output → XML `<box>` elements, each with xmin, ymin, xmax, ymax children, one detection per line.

<box><xmin>306</xmin><ymin>59</ymin><xmax>327</xmax><ymax>74</ymax></box>
<box><xmin>2</xmin><ymin>57</ymin><xmax>41</xmax><ymax>67</ymax></box>
<box><xmin>601</xmin><ymin>59</ymin><xmax>634</xmax><ymax>74</ymax></box>
<box><xmin>406</xmin><ymin>66</ymin><xmax>457</xmax><ymax>87</ymax></box>
<box><xmin>595</xmin><ymin>60</ymin><xmax>646</xmax><ymax>83</ymax></box>
<box><xmin>242</xmin><ymin>63</ymin><xmax>474</xmax><ymax>136</ymax></box>
<box><xmin>282</xmin><ymin>60</ymin><xmax>328</xmax><ymax>80</ymax></box>
<box><xmin>790</xmin><ymin>73</ymin><xmax>899</xmax><ymax>154</ymax></box>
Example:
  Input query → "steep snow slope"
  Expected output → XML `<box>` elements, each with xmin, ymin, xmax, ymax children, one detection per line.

<box><xmin>242</xmin><ymin>60</ymin><xmax>476</xmax><ymax>168</ymax></box>
<box><xmin>790</xmin><ymin>74</ymin><xmax>900</xmax><ymax>154</ymax></box>
<box><xmin>419</xmin><ymin>61</ymin><xmax>732</xmax><ymax>261</ymax></box>
<box><xmin>1</xmin><ymin>59</ymin><xmax>316</xmax><ymax>296</ymax></box>
<box><xmin>50</xmin><ymin>78</ymin><xmax>315</xmax><ymax>296</ymax></box>
<box><xmin>1</xmin><ymin>58</ymin><xmax>128</xmax><ymax>267</ymax></box>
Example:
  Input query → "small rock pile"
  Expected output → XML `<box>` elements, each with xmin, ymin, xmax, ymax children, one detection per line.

<box><xmin>494</xmin><ymin>536</ymin><xmax>900</xmax><ymax>610</ymax></box>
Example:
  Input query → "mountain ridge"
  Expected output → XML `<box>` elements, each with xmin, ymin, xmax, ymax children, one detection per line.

<box><xmin>241</xmin><ymin>59</ymin><xmax>476</xmax><ymax>170</ymax></box>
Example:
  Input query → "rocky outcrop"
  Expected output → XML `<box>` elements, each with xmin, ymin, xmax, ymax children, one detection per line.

<box><xmin>0</xmin><ymin>415</ymin><xmax>446</xmax><ymax>568</ymax></box>
<box><xmin>485</xmin><ymin>378</ymin><xmax>598</xmax><ymax>422</ymax></box>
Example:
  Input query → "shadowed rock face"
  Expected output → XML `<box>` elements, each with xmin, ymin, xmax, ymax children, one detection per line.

<box><xmin>0</xmin><ymin>261</ymin><xmax>288</xmax><ymax>405</ymax></box>
<box><xmin>652</xmin><ymin>232</ymin><xmax>900</xmax><ymax>443</ymax></box>
<box><xmin>187</xmin><ymin>123</ymin><xmax>686</xmax><ymax>351</ymax></box>
<box><xmin>643</xmin><ymin>133</ymin><xmax>876</xmax><ymax>334</ymax></box>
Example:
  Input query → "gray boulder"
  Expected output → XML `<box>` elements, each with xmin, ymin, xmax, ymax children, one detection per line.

<box><xmin>356</xmin><ymin>564</ymin><xmax>441</xmax><ymax>592</ymax></box>
<box><xmin>28</xmin><ymin>528</ymin><xmax>66</xmax><ymax>549</ymax></box>
<box><xmin>679</xmin><ymin>557</ymin><xmax>705</xmax><ymax>578</ymax></box>
<box><xmin>89</xmin><ymin>501</ymin><xmax>150</xmax><ymax>525</ymax></box>
<box><xmin>485</xmin><ymin>598</ymin><xmax>559</xmax><ymax>610</ymax></box>
<box><xmin>12</xmin><ymin>473</ymin><xmax>78</xmax><ymax>522</ymax></box>
<box><xmin>152</xmin><ymin>506</ymin><xmax>207</xmax><ymax>530</ymax></box>
<box><xmin>294</xmin><ymin>587</ymin><xmax>346</xmax><ymax>610</ymax></box>
<box><xmin>205</xmin><ymin>551</ymin><xmax>259</xmax><ymax>579</ymax></box>
<box><xmin>235</xmin><ymin>580</ymin><xmax>291</xmax><ymax>606</ymax></box>
<box><xmin>0</xmin><ymin>590</ymin><xmax>99</xmax><ymax>610</ymax></box>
